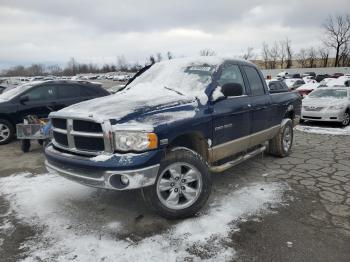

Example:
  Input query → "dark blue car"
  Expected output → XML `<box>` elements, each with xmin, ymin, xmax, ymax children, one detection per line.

<box><xmin>45</xmin><ymin>57</ymin><xmax>301</xmax><ymax>219</ymax></box>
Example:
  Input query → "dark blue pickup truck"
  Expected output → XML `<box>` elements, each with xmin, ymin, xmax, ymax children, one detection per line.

<box><xmin>45</xmin><ymin>57</ymin><xmax>301</xmax><ymax>219</ymax></box>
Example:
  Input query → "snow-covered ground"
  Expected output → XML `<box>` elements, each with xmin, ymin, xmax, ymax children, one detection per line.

<box><xmin>0</xmin><ymin>173</ymin><xmax>286</xmax><ymax>262</ymax></box>
<box><xmin>296</xmin><ymin>125</ymin><xmax>350</xmax><ymax>136</ymax></box>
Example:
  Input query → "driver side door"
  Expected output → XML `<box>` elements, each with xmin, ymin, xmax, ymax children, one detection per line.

<box><xmin>211</xmin><ymin>63</ymin><xmax>252</xmax><ymax>162</ymax></box>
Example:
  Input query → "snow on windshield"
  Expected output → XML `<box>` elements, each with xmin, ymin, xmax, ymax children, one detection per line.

<box><xmin>57</xmin><ymin>58</ymin><xmax>224</xmax><ymax>121</ymax></box>
<box><xmin>127</xmin><ymin>57</ymin><xmax>224</xmax><ymax>104</ymax></box>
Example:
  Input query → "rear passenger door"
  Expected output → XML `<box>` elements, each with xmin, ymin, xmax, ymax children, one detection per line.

<box><xmin>56</xmin><ymin>84</ymin><xmax>90</xmax><ymax>109</ymax></box>
<box><xmin>242</xmin><ymin>65</ymin><xmax>272</xmax><ymax>137</ymax></box>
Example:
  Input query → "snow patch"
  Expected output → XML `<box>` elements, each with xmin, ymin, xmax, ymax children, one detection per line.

<box><xmin>296</xmin><ymin>125</ymin><xmax>350</xmax><ymax>135</ymax></box>
<box><xmin>212</xmin><ymin>86</ymin><xmax>224</xmax><ymax>101</ymax></box>
<box><xmin>0</xmin><ymin>173</ymin><xmax>286</xmax><ymax>261</ymax></box>
<box><xmin>90</xmin><ymin>154</ymin><xmax>113</xmax><ymax>162</ymax></box>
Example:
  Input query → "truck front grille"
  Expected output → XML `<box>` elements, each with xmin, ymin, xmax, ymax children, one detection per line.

<box><xmin>73</xmin><ymin>120</ymin><xmax>103</xmax><ymax>133</ymax></box>
<box><xmin>74</xmin><ymin>136</ymin><xmax>105</xmax><ymax>151</ymax></box>
<box><xmin>53</xmin><ymin>131</ymin><xmax>68</xmax><ymax>147</ymax></box>
<box><xmin>51</xmin><ymin>118</ymin><xmax>108</xmax><ymax>155</ymax></box>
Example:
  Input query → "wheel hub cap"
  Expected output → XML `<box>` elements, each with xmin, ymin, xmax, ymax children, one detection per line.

<box><xmin>156</xmin><ymin>162</ymin><xmax>202</xmax><ymax>210</ymax></box>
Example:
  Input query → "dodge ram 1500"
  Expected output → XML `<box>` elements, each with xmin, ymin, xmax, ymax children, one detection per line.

<box><xmin>45</xmin><ymin>57</ymin><xmax>301</xmax><ymax>218</ymax></box>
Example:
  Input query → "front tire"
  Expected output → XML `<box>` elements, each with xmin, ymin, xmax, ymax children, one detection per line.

<box><xmin>0</xmin><ymin>119</ymin><xmax>15</xmax><ymax>145</ymax></box>
<box><xmin>268</xmin><ymin>120</ymin><xmax>293</xmax><ymax>157</ymax></box>
<box><xmin>142</xmin><ymin>148</ymin><xmax>212</xmax><ymax>219</ymax></box>
<box><xmin>341</xmin><ymin>110</ymin><xmax>350</xmax><ymax>126</ymax></box>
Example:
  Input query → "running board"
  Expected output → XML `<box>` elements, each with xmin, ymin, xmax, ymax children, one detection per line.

<box><xmin>209</xmin><ymin>146</ymin><xmax>266</xmax><ymax>173</ymax></box>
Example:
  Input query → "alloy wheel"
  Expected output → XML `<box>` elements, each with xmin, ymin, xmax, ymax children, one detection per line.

<box><xmin>156</xmin><ymin>162</ymin><xmax>202</xmax><ymax>210</ymax></box>
<box><xmin>0</xmin><ymin>123</ymin><xmax>10</xmax><ymax>143</ymax></box>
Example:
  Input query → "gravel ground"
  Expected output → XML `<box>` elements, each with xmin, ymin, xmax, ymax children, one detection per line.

<box><xmin>0</xmin><ymin>129</ymin><xmax>349</xmax><ymax>261</ymax></box>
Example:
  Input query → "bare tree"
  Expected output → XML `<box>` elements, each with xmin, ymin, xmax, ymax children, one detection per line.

<box><xmin>156</xmin><ymin>52</ymin><xmax>162</xmax><ymax>62</ymax></box>
<box><xmin>285</xmin><ymin>38</ymin><xmax>293</xmax><ymax>69</ymax></box>
<box><xmin>318</xmin><ymin>46</ymin><xmax>330</xmax><ymax>67</ymax></box>
<box><xmin>278</xmin><ymin>41</ymin><xmax>287</xmax><ymax>69</ymax></box>
<box><xmin>296</xmin><ymin>49</ymin><xmax>308</xmax><ymax>68</ymax></box>
<box><xmin>269</xmin><ymin>41</ymin><xmax>280</xmax><ymax>69</ymax></box>
<box><xmin>241</xmin><ymin>47</ymin><xmax>255</xmax><ymax>61</ymax></box>
<box><xmin>199</xmin><ymin>48</ymin><xmax>216</xmax><ymax>56</ymax></box>
<box><xmin>261</xmin><ymin>42</ymin><xmax>270</xmax><ymax>69</ymax></box>
<box><xmin>307</xmin><ymin>47</ymin><xmax>317</xmax><ymax>68</ymax></box>
<box><xmin>339</xmin><ymin>43</ymin><xmax>350</xmax><ymax>66</ymax></box>
<box><xmin>167</xmin><ymin>51</ymin><xmax>173</xmax><ymax>60</ymax></box>
<box><xmin>116</xmin><ymin>55</ymin><xmax>128</xmax><ymax>71</ymax></box>
<box><xmin>323</xmin><ymin>14</ymin><xmax>350</xmax><ymax>67</ymax></box>
<box><xmin>148</xmin><ymin>55</ymin><xmax>156</xmax><ymax>65</ymax></box>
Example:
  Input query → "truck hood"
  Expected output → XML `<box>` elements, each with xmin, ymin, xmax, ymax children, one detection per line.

<box><xmin>50</xmin><ymin>87</ymin><xmax>198</xmax><ymax>125</ymax></box>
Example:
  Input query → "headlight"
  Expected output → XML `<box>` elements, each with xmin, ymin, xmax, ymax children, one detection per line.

<box><xmin>328</xmin><ymin>105</ymin><xmax>345</xmax><ymax>110</ymax></box>
<box><xmin>114</xmin><ymin>131</ymin><xmax>158</xmax><ymax>152</ymax></box>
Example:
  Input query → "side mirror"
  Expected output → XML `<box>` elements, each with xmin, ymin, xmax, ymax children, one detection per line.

<box><xmin>19</xmin><ymin>95</ymin><xmax>29</xmax><ymax>104</ymax></box>
<box><xmin>221</xmin><ymin>83</ymin><xmax>243</xmax><ymax>97</ymax></box>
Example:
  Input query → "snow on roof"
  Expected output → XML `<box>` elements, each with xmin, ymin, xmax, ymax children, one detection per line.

<box><xmin>296</xmin><ymin>82</ymin><xmax>320</xmax><ymax>90</ymax></box>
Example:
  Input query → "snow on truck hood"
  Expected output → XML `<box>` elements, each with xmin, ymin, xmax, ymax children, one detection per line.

<box><xmin>51</xmin><ymin>57</ymin><xmax>224</xmax><ymax>124</ymax></box>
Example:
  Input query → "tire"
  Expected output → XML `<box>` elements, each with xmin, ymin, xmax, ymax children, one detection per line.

<box><xmin>341</xmin><ymin>110</ymin><xmax>350</xmax><ymax>127</ymax></box>
<box><xmin>38</xmin><ymin>139</ymin><xmax>44</xmax><ymax>146</ymax></box>
<box><xmin>0</xmin><ymin>119</ymin><xmax>15</xmax><ymax>145</ymax></box>
<box><xmin>268</xmin><ymin>120</ymin><xmax>293</xmax><ymax>157</ymax></box>
<box><xmin>21</xmin><ymin>139</ymin><xmax>31</xmax><ymax>153</ymax></box>
<box><xmin>142</xmin><ymin>148</ymin><xmax>212</xmax><ymax>219</ymax></box>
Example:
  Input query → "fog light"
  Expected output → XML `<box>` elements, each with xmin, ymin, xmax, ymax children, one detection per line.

<box><xmin>120</xmin><ymin>175</ymin><xmax>129</xmax><ymax>185</ymax></box>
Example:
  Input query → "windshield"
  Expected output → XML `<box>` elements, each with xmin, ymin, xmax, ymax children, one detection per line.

<box><xmin>0</xmin><ymin>83</ymin><xmax>34</xmax><ymax>101</ymax></box>
<box><xmin>309</xmin><ymin>89</ymin><xmax>348</xmax><ymax>98</ymax></box>
<box><xmin>126</xmin><ymin>58</ymin><xmax>222</xmax><ymax>104</ymax></box>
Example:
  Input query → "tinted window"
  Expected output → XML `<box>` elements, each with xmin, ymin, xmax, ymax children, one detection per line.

<box><xmin>26</xmin><ymin>85</ymin><xmax>56</xmax><ymax>101</ymax></box>
<box><xmin>57</xmin><ymin>85</ymin><xmax>81</xmax><ymax>99</ymax></box>
<box><xmin>243</xmin><ymin>66</ymin><xmax>265</xmax><ymax>96</ymax></box>
<box><xmin>218</xmin><ymin>64</ymin><xmax>246</xmax><ymax>94</ymax></box>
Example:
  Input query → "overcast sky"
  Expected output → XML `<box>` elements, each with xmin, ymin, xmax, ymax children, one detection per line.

<box><xmin>0</xmin><ymin>0</ymin><xmax>348</xmax><ymax>69</ymax></box>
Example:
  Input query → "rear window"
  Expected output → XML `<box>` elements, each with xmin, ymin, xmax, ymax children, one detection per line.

<box><xmin>243</xmin><ymin>66</ymin><xmax>265</xmax><ymax>96</ymax></box>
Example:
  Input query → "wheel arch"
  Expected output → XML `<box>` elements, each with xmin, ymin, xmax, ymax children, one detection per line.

<box><xmin>167</xmin><ymin>132</ymin><xmax>209</xmax><ymax>162</ymax></box>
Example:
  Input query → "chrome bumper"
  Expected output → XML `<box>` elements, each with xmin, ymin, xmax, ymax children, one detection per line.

<box><xmin>45</xmin><ymin>160</ymin><xmax>159</xmax><ymax>190</ymax></box>
<box><xmin>301</xmin><ymin>109</ymin><xmax>344</xmax><ymax>122</ymax></box>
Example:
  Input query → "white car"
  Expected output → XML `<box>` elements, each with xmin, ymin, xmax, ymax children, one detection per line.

<box><xmin>325</xmin><ymin>76</ymin><xmax>350</xmax><ymax>87</ymax></box>
<box><xmin>302</xmin><ymin>76</ymin><xmax>317</xmax><ymax>83</ymax></box>
<box><xmin>301</xmin><ymin>87</ymin><xmax>350</xmax><ymax>126</ymax></box>
<box><xmin>296</xmin><ymin>82</ymin><xmax>321</xmax><ymax>97</ymax></box>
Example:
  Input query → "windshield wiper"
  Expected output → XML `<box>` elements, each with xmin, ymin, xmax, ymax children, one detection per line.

<box><xmin>163</xmin><ymin>86</ymin><xmax>185</xmax><ymax>96</ymax></box>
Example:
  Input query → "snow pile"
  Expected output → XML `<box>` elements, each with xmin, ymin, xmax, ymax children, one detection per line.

<box><xmin>296</xmin><ymin>125</ymin><xmax>350</xmax><ymax>135</ymax></box>
<box><xmin>212</xmin><ymin>86</ymin><xmax>224</xmax><ymax>101</ymax></box>
<box><xmin>296</xmin><ymin>82</ymin><xmax>320</xmax><ymax>91</ymax></box>
<box><xmin>90</xmin><ymin>154</ymin><xmax>113</xmax><ymax>162</ymax></box>
<box><xmin>0</xmin><ymin>173</ymin><xmax>286</xmax><ymax>261</ymax></box>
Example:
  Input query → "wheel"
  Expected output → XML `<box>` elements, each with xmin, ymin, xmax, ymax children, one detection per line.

<box><xmin>268</xmin><ymin>120</ymin><xmax>293</xmax><ymax>157</ymax></box>
<box><xmin>0</xmin><ymin>119</ymin><xmax>15</xmax><ymax>145</ymax></box>
<box><xmin>341</xmin><ymin>110</ymin><xmax>350</xmax><ymax>126</ymax></box>
<box><xmin>21</xmin><ymin>139</ymin><xmax>31</xmax><ymax>153</ymax></box>
<box><xmin>142</xmin><ymin>148</ymin><xmax>212</xmax><ymax>219</ymax></box>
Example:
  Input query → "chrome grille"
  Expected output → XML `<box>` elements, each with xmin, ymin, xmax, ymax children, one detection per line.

<box><xmin>303</xmin><ymin>106</ymin><xmax>324</xmax><ymax>111</ymax></box>
<box><xmin>51</xmin><ymin>118</ymin><xmax>111</xmax><ymax>155</ymax></box>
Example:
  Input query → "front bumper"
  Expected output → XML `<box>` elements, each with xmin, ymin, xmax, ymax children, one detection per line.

<box><xmin>301</xmin><ymin>109</ymin><xmax>345</xmax><ymax>122</ymax></box>
<box><xmin>45</xmin><ymin>144</ymin><xmax>163</xmax><ymax>190</ymax></box>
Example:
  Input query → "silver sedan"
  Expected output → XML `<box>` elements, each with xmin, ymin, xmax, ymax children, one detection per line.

<box><xmin>301</xmin><ymin>87</ymin><xmax>350</xmax><ymax>126</ymax></box>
